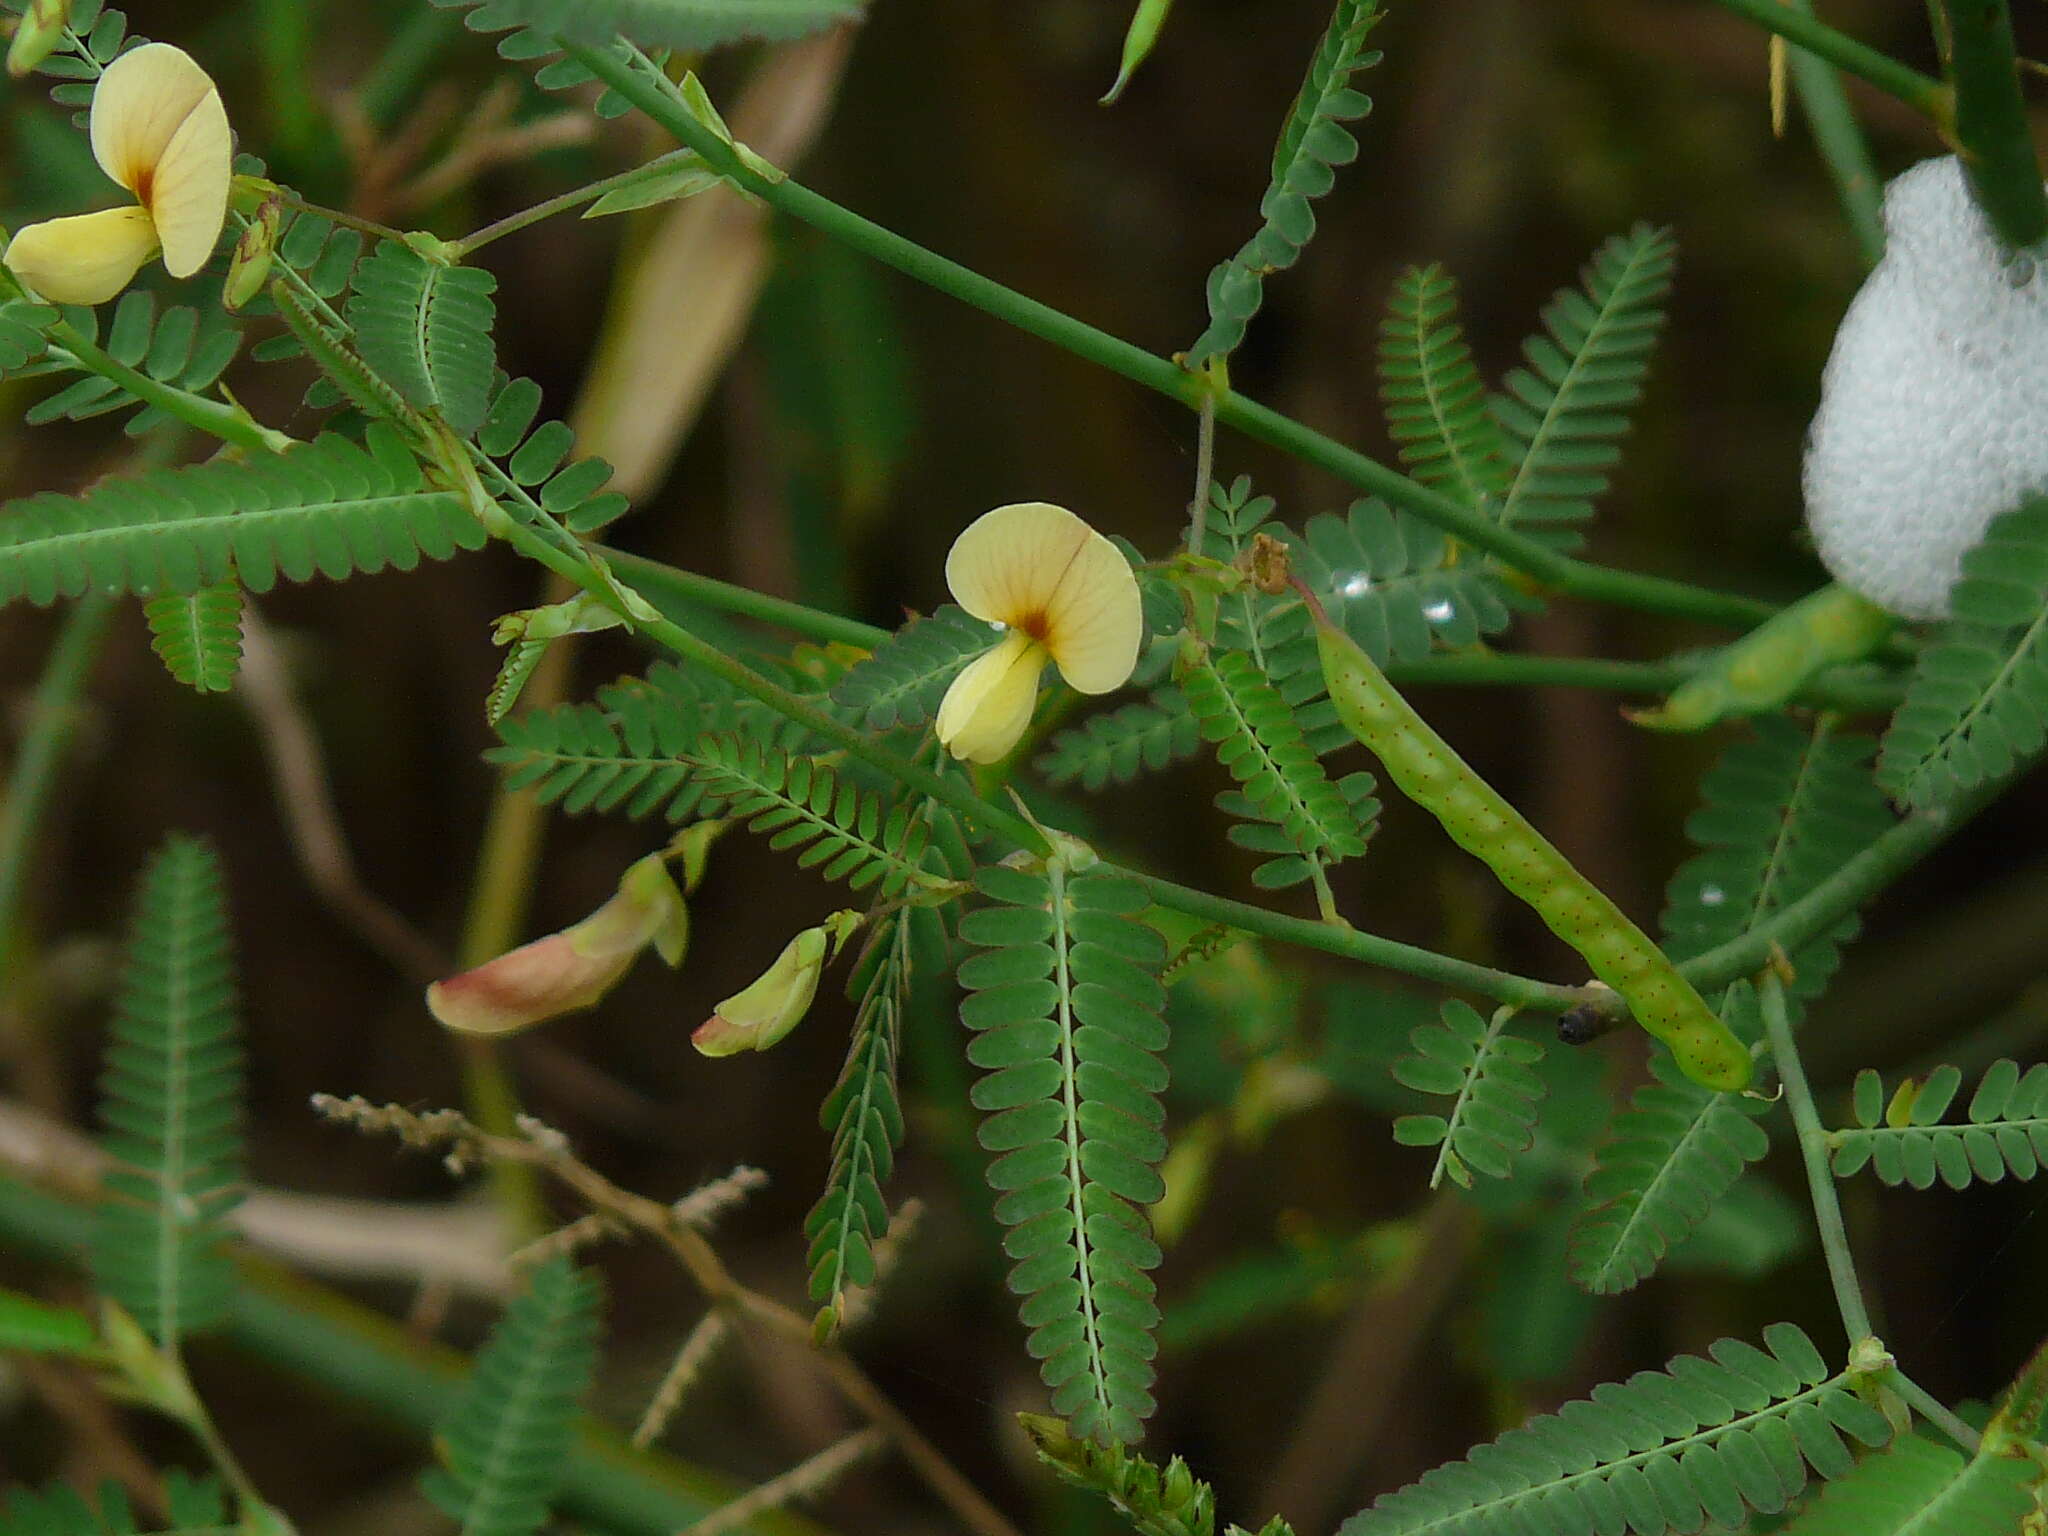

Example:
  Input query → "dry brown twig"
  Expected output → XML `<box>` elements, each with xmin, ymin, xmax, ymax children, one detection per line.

<box><xmin>312</xmin><ymin>1096</ymin><xmax>1024</xmax><ymax>1536</ymax></box>
<box><xmin>681</xmin><ymin>1426</ymin><xmax>886</xmax><ymax>1536</ymax></box>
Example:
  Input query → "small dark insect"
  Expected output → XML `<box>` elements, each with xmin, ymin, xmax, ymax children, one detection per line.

<box><xmin>1556</xmin><ymin>1005</ymin><xmax>1619</xmax><ymax>1047</ymax></box>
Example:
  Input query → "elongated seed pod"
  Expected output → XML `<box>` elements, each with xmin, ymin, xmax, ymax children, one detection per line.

<box><xmin>1313</xmin><ymin>613</ymin><xmax>1752</xmax><ymax>1092</ymax></box>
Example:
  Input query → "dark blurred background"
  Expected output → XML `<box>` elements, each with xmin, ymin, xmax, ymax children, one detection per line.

<box><xmin>5</xmin><ymin>2</ymin><xmax>2048</xmax><ymax>1532</ymax></box>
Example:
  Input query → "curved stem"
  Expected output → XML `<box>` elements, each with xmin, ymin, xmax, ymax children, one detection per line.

<box><xmin>561</xmin><ymin>42</ymin><xmax>1777</xmax><ymax>633</ymax></box>
<box><xmin>45</xmin><ymin>321</ymin><xmax>292</xmax><ymax>456</ymax></box>
<box><xmin>449</xmin><ymin>147</ymin><xmax>702</xmax><ymax>257</ymax></box>
<box><xmin>1892</xmin><ymin>1370</ymin><xmax>1983</xmax><ymax>1452</ymax></box>
<box><xmin>1761</xmin><ymin>972</ymin><xmax>1873</xmax><ymax>1345</ymax></box>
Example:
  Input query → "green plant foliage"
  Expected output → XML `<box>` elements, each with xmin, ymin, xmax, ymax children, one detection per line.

<box><xmin>1181</xmin><ymin>644</ymin><xmax>1373</xmax><ymax>887</ymax></box>
<box><xmin>1567</xmin><ymin>1038</ymin><xmax>1773</xmax><ymax>1295</ymax></box>
<box><xmin>420</xmin><ymin>1256</ymin><xmax>601</xmax><ymax>1536</ymax></box>
<box><xmin>1339</xmin><ymin>1324</ymin><xmax>1891</xmax><ymax>1536</ymax></box>
<box><xmin>1023</xmin><ymin>1413</ymin><xmax>1296</xmax><ymax>1536</ymax></box>
<box><xmin>10</xmin><ymin>0</ymin><xmax>134</xmax><ymax>110</ymax></box>
<box><xmin>1037</xmin><ymin>687</ymin><xmax>1204</xmax><ymax>790</ymax></box>
<box><xmin>346</xmin><ymin>240</ymin><xmax>499</xmax><ymax>436</ymax></box>
<box><xmin>1288</xmin><ymin>497</ymin><xmax>1518</xmax><ymax>666</ymax></box>
<box><xmin>830</xmin><ymin>605</ymin><xmax>996</xmax><ymax>730</ymax></box>
<box><xmin>1831</xmin><ymin>1059</ymin><xmax>2048</xmax><ymax>1190</ymax></box>
<box><xmin>0</xmin><ymin>1289</ymin><xmax>99</xmax><ymax>1357</ymax></box>
<box><xmin>958</xmin><ymin>862</ymin><xmax>1170</xmax><ymax>1445</ymax></box>
<box><xmin>475</xmin><ymin>377</ymin><xmax>631</xmax><ymax>535</ymax></box>
<box><xmin>0</xmin><ymin>1473</ymin><xmax>224</xmax><ymax>1536</ymax></box>
<box><xmin>685</xmin><ymin>737</ymin><xmax>943</xmax><ymax>897</ymax></box>
<box><xmin>143</xmin><ymin>581</ymin><xmax>244</xmax><ymax>694</ymax></box>
<box><xmin>433</xmin><ymin>0</ymin><xmax>867</xmax><ymax>50</ymax></box>
<box><xmin>0</xmin><ymin>429</ymin><xmax>488</xmax><ymax>607</ymax></box>
<box><xmin>1570</xmin><ymin>719</ymin><xmax>1891</xmax><ymax>1294</ymax></box>
<box><xmin>1186</xmin><ymin>0</ymin><xmax>1384</xmax><ymax>366</ymax></box>
<box><xmin>244</xmin><ymin>214</ymin><xmax>369</xmax><ymax>378</ymax></box>
<box><xmin>804</xmin><ymin>909</ymin><xmax>911</xmax><ymax>1331</ymax></box>
<box><xmin>1378</xmin><ymin>264</ymin><xmax>1507</xmax><ymax>511</ymax></box>
<box><xmin>1878</xmin><ymin>498</ymin><xmax>2048</xmax><ymax>809</ymax></box>
<box><xmin>1160</xmin><ymin>1227</ymin><xmax>1388</xmax><ymax>1351</ymax></box>
<box><xmin>1772</xmin><ymin>1430</ymin><xmax>2036</xmax><ymax>1536</ymax></box>
<box><xmin>24</xmin><ymin>291</ymin><xmax>243</xmax><ymax>436</ymax></box>
<box><xmin>1390</xmin><ymin>1001</ymin><xmax>1545</xmax><ymax>1189</ymax></box>
<box><xmin>1221</xmin><ymin>769</ymin><xmax>1379</xmax><ymax>890</ymax></box>
<box><xmin>0</xmin><ymin>299</ymin><xmax>59</xmax><ymax>372</ymax></box>
<box><xmin>1490</xmin><ymin>225</ymin><xmax>1676</xmax><ymax>551</ymax></box>
<box><xmin>91</xmin><ymin>836</ymin><xmax>244</xmax><ymax>1347</ymax></box>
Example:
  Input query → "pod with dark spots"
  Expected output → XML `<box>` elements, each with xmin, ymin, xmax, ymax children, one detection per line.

<box><xmin>1311</xmin><ymin>610</ymin><xmax>1752</xmax><ymax>1092</ymax></box>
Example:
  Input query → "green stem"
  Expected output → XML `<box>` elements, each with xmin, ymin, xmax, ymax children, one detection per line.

<box><xmin>0</xmin><ymin>596</ymin><xmax>114</xmax><ymax>982</ymax></box>
<box><xmin>603</xmin><ymin>545</ymin><xmax>890</xmax><ymax>649</ymax></box>
<box><xmin>45</xmin><ymin>321</ymin><xmax>292</xmax><ymax>456</ymax></box>
<box><xmin>449</xmin><ymin>148</ymin><xmax>704</xmax><ymax>257</ymax></box>
<box><xmin>562</xmin><ymin>42</ymin><xmax>1776</xmax><ymax>633</ymax></box>
<box><xmin>1702</xmin><ymin>0</ymin><xmax>1950</xmax><ymax>119</ymax></box>
<box><xmin>1680</xmin><ymin>777</ymin><xmax>2002</xmax><ymax>993</ymax></box>
<box><xmin>1780</xmin><ymin>0</ymin><xmax>1887</xmax><ymax>265</ymax></box>
<box><xmin>1940</xmin><ymin>0</ymin><xmax>2048</xmax><ymax>250</ymax></box>
<box><xmin>1761</xmin><ymin>972</ymin><xmax>1873</xmax><ymax>1344</ymax></box>
<box><xmin>354</xmin><ymin>4</ymin><xmax>458</xmax><ymax>127</ymax></box>
<box><xmin>264</xmin><ymin>187</ymin><xmax>410</xmax><ymax>248</ymax></box>
<box><xmin>1892</xmin><ymin>1369</ymin><xmax>1983</xmax><ymax>1452</ymax></box>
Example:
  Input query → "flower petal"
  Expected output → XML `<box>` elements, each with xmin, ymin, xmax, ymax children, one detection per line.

<box><xmin>3</xmin><ymin>207</ymin><xmax>160</xmax><ymax>304</ymax></box>
<box><xmin>945</xmin><ymin>502</ymin><xmax>1095</xmax><ymax>628</ymax></box>
<box><xmin>90</xmin><ymin>43</ymin><xmax>224</xmax><ymax>198</ymax></box>
<box><xmin>145</xmin><ymin>78</ymin><xmax>232</xmax><ymax>277</ymax></box>
<box><xmin>935</xmin><ymin>629</ymin><xmax>1047</xmax><ymax>763</ymax></box>
<box><xmin>1040</xmin><ymin>524</ymin><xmax>1143</xmax><ymax>694</ymax></box>
<box><xmin>426</xmin><ymin>933</ymin><xmax>629</xmax><ymax>1036</ymax></box>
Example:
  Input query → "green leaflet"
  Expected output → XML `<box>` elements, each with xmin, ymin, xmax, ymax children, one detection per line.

<box><xmin>1831</xmin><ymin>1060</ymin><xmax>2048</xmax><ymax>1190</ymax></box>
<box><xmin>144</xmin><ymin>580</ymin><xmax>244</xmax><ymax>694</ymax></box>
<box><xmin>0</xmin><ymin>298</ymin><xmax>59</xmax><ymax>372</ymax></box>
<box><xmin>804</xmin><ymin>908</ymin><xmax>912</xmax><ymax>1331</ymax></box>
<box><xmin>428</xmin><ymin>0</ymin><xmax>866</xmax><ymax>51</ymax></box>
<box><xmin>420</xmin><ymin>1257</ymin><xmax>602</xmax><ymax>1536</ymax></box>
<box><xmin>1773</xmin><ymin>1431</ymin><xmax>2036</xmax><ymax>1536</ymax></box>
<box><xmin>347</xmin><ymin>240</ymin><xmax>499</xmax><ymax>436</ymax></box>
<box><xmin>1339</xmin><ymin>1324</ymin><xmax>1890</xmax><ymax>1536</ymax></box>
<box><xmin>1378</xmin><ymin>264</ymin><xmax>1508</xmax><ymax>512</ymax></box>
<box><xmin>0</xmin><ymin>429</ymin><xmax>486</xmax><ymax>607</ymax></box>
<box><xmin>1390</xmin><ymin>1001</ymin><xmax>1545</xmax><ymax>1189</ymax></box>
<box><xmin>1879</xmin><ymin>498</ymin><xmax>2048</xmax><ymax>808</ymax></box>
<box><xmin>476</xmin><ymin>377</ymin><xmax>631</xmax><ymax>535</ymax></box>
<box><xmin>0</xmin><ymin>1473</ymin><xmax>228</xmax><ymax>1536</ymax></box>
<box><xmin>1185</xmin><ymin>0</ymin><xmax>1383</xmax><ymax>366</ymax></box>
<box><xmin>27</xmin><ymin>290</ymin><xmax>245</xmax><ymax>437</ymax></box>
<box><xmin>1491</xmin><ymin>225</ymin><xmax>1676</xmax><ymax>551</ymax></box>
<box><xmin>959</xmin><ymin>863</ymin><xmax>1169</xmax><ymax>1445</ymax></box>
<box><xmin>92</xmin><ymin>836</ymin><xmax>245</xmax><ymax>1347</ymax></box>
<box><xmin>1037</xmin><ymin>686</ymin><xmax>1205</xmax><ymax>791</ymax></box>
<box><xmin>830</xmin><ymin>604</ymin><xmax>997</xmax><ymax>730</ymax></box>
<box><xmin>1024</xmin><ymin>1414</ymin><xmax>1296</xmax><ymax>1536</ymax></box>
<box><xmin>0</xmin><ymin>1288</ymin><xmax>99</xmax><ymax>1357</ymax></box>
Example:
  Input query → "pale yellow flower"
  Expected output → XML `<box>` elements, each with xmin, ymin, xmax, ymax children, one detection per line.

<box><xmin>3</xmin><ymin>43</ymin><xmax>231</xmax><ymax>305</ymax></box>
<box><xmin>934</xmin><ymin>502</ymin><xmax>1143</xmax><ymax>764</ymax></box>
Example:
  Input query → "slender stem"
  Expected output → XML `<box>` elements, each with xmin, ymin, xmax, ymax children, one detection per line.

<box><xmin>44</xmin><ymin>321</ymin><xmax>292</xmax><ymax>456</ymax></box>
<box><xmin>1187</xmin><ymin>386</ymin><xmax>1216</xmax><ymax>560</ymax></box>
<box><xmin>1941</xmin><ymin>0</ymin><xmax>2048</xmax><ymax>250</ymax></box>
<box><xmin>1892</xmin><ymin>1370</ymin><xmax>1983</xmax><ymax>1452</ymax></box>
<box><xmin>165</xmin><ymin>1349</ymin><xmax>277</xmax><ymax>1523</ymax></box>
<box><xmin>561</xmin><ymin>41</ymin><xmax>1777</xmax><ymax>633</ymax></box>
<box><xmin>1701</xmin><ymin>0</ymin><xmax>1950</xmax><ymax>119</ymax></box>
<box><xmin>1681</xmin><ymin>777</ymin><xmax>2002</xmax><ymax>993</ymax></box>
<box><xmin>265</xmin><ymin>187</ymin><xmax>410</xmax><ymax>247</ymax></box>
<box><xmin>1762</xmin><ymin>972</ymin><xmax>1874</xmax><ymax>1343</ymax></box>
<box><xmin>0</xmin><ymin>596</ymin><xmax>114</xmax><ymax>985</ymax></box>
<box><xmin>449</xmin><ymin>148</ymin><xmax>703</xmax><ymax>257</ymax></box>
<box><xmin>603</xmin><ymin>545</ymin><xmax>890</xmax><ymax>649</ymax></box>
<box><xmin>1780</xmin><ymin>0</ymin><xmax>1886</xmax><ymax>265</ymax></box>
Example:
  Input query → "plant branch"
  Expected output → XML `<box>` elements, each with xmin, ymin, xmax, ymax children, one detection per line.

<box><xmin>562</xmin><ymin>42</ymin><xmax>1776</xmax><ymax>632</ymax></box>
<box><xmin>1940</xmin><ymin>0</ymin><xmax>2048</xmax><ymax>250</ymax></box>
<box><xmin>1892</xmin><ymin>1369</ymin><xmax>1983</xmax><ymax>1452</ymax></box>
<box><xmin>1779</xmin><ymin>0</ymin><xmax>1887</xmax><ymax>265</ymax></box>
<box><xmin>1701</xmin><ymin>0</ymin><xmax>1949</xmax><ymax>119</ymax></box>
<box><xmin>449</xmin><ymin>147</ymin><xmax>702</xmax><ymax>257</ymax></box>
<box><xmin>44</xmin><ymin>321</ymin><xmax>292</xmax><ymax>456</ymax></box>
<box><xmin>1761</xmin><ymin>972</ymin><xmax>1873</xmax><ymax>1344</ymax></box>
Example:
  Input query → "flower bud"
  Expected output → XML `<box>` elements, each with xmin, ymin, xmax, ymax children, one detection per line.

<box><xmin>7</xmin><ymin>0</ymin><xmax>70</xmax><ymax>80</ymax></box>
<box><xmin>692</xmin><ymin>911</ymin><xmax>862</xmax><ymax>1057</ymax></box>
<box><xmin>427</xmin><ymin>848</ymin><xmax>688</xmax><ymax>1037</ymax></box>
<box><xmin>223</xmin><ymin>195</ymin><xmax>281</xmax><ymax>312</ymax></box>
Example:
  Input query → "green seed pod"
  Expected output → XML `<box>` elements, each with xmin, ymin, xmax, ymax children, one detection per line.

<box><xmin>1312</xmin><ymin>611</ymin><xmax>1753</xmax><ymax>1092</ymax></box>
<box><xmin>7</xmin><ymin>0</ymin><xmax>70</xmax><ymax>80</ymax></box>
<box><xmin>1630</xmin><ymin>582</ymin><xmax>1893</xmax><ymax>731</ymax></box>
<box><xmin>1101</xmin><ymin>0</ymin><xmax>1176</xmax><ymax>104</ymax></box>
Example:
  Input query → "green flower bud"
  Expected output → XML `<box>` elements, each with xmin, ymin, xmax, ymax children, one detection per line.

<box><xmin>693</xmin><ymin>911</ymin><xmax>861</xmax><ymax>1057</ymax></box>
<box><xmin>7</xmin><ymin>0</ymin><xmax>71</xmax><ymax>80</ymax></box>
<box><xmin>223</xmin><ymin>195</ymin><xmax>282</xmax><ymax>312</ymax></box>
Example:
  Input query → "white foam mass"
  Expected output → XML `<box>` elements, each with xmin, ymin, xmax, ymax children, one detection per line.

<box><xmin>1803</xmin><ymin>156</ymin><xmax>2048</xmax><ymax>620</ymax></box>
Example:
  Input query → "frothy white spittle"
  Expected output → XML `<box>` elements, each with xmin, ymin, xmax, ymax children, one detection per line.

<box><xmin>1803</xmin><ymin>156</ymin><xmax>2048</xmax><ymax>620</ymax></box>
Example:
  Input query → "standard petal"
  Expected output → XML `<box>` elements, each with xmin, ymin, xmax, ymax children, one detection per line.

<box><xmin>945</xmin><ymin>502</ymin><xmax>1094</xmax><ymax>628</ymax></box>
<box><xmin>89</xmin><ymin>43</ymin><xmax>223</xmax><ymax>199</ymax></box>
<box><xmin>935</xmin><ymin>629</ymin><xmax>1048</xmax><ymax>763</ymax></box>
<box><xmin>2</xmin><ymin>207</ymin><xmax>160</xmax><ymax>304</ymax></box>
<box><xmin>1041</xmin><ymin>524</ymin><xmax>1143</xmax><ymax>693</ymax></box>
<box><xmin>426</xmin><ymin>933</ymin><xmax>629</xmax><ymax>1036</ymax></box>
<box><xmin>146</xmin><ymin>78</ymin><xmax>232</xmax><ymax>277</ymax></box>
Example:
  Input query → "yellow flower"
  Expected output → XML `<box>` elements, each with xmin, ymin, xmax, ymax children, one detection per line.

<box><xmin>935</xmin><ymin>502</ymin><xmax>1143</xmax><ymax>764</ymax></box>
<box><xmin>3</xmin><ymin>43</ymin><xmax>231</xmax><ymax>305</ymax></box>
